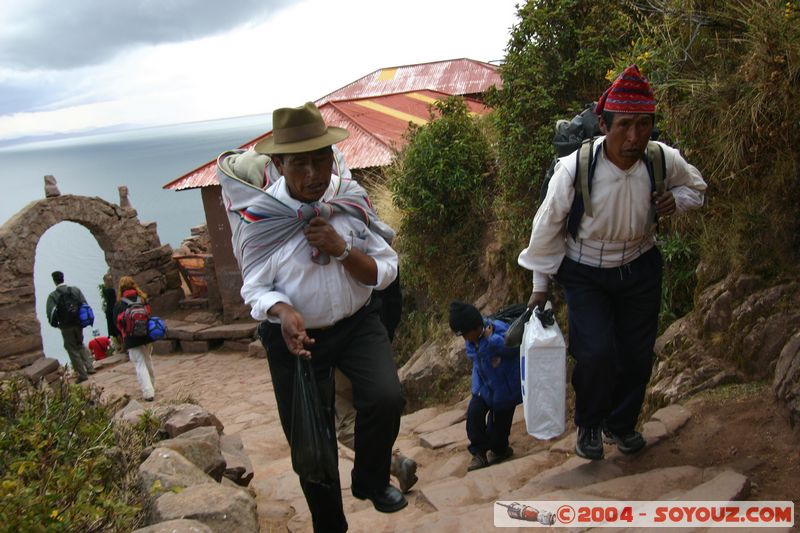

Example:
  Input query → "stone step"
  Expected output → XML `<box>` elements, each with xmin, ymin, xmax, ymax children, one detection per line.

<box><xmin>416</xmin><ymin>450</ymin><xmax>554</xmax><ymax>511</ymax></box>
<box><xmin>0</xmin><ymin>350</ymin><xmax>44</xmax><ymax>372</ymax></box>
<box><xmin>179</xmin><ymin>297</ymin><xmax>209</xmax><ymax>310</ymax></box>
<box><xmin>390</xmin><ymin>404</ymin><xmax>698</xmax><ymax>530</ymax></box>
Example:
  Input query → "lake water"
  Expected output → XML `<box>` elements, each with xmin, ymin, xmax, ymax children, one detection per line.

<box><xmin>0</xmin><ymin>115</ymin><xmax>271</xmax><ymax>365</ymax></box>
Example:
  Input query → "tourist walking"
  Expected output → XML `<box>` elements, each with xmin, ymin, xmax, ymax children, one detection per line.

<box><xmin>113</xmin><ymin>276</ymin><xmax>156</xmax><ymax>401</ymax></box>
<box><xmin>45</xmin><ymin>271</ymin><xmax>96</xmax><ymax>382</ymax></box>
<box><xmin>102</xmin><ymin>286</ymin><xmax>121</xmax><ymax>350</ymax></box>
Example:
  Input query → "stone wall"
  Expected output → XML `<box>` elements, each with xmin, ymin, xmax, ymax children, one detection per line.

<box><xmin>201</xmin><ymin>186</ymin><xmax>251</xmax><ymax>322</ymax></box>
<box><xmin>0</xmin><ymin>183</ymin><xmax>182</xmax><ymax>367</ymax></box>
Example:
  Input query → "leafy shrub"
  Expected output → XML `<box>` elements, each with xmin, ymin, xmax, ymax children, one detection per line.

<box><xmin>389</xmin><ymin>96</ymin><xmax>494</xmax><ymax>306</ymax></box>
<box><xmin>0</xmin><ymin>378</ymin><xmax>152</xmax><ymax>532</ymax></box>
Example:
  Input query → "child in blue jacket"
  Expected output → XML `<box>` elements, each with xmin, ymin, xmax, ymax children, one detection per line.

<box><xmin>449</xmin><ymin>300</ymin><xmax>522</xmax><ymax>471</ymax></box>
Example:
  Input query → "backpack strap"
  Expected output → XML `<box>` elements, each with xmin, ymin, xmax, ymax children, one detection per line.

<box><xmin>567</xmin><ymin>138</ymin><xmax>598</xmax><ymax>239</ymax></box>
<box><xmin>644</xmin><ymin>141</ymin><xmax>666</xmax><ymax>230</ymax></box>
<box><xmin>646</xmin><ymin>141</ymin><xmax>665</xmax><ymax>195</ymax></box>
<box><xmin>577</xmin><ymin>139</ymin><xmax>594</xmax><ymax>218</ymax></box>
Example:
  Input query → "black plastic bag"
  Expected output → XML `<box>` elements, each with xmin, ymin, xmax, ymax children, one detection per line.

<box><xmin>290</xmin><ymin>357</ymin><xmax>338</xmax><ymax>485</ymax></box>
<box><xmin>504</xmin><ymin>307</ymin><xmax>533</xmax><ymax>347</ymax></box>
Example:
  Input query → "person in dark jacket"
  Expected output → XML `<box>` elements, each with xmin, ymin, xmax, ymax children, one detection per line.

<box><xmin>112</xmin><ymin>276</ymin><xmax>155</xmax><ymax>401</ymax></box>
<box><xmin>102</xmin><ymin>286</ymin><xmax>120</xmax><ymax>344</ymax></box>
<box><xmin>449</xmin><ymin>300</ymin><xmax>522</xmax><ymax>472</ymax></box>
<box><xmin>45</xmin><ymin>271</ymin><xmax>96</xmax><ymax>382</ymax></box>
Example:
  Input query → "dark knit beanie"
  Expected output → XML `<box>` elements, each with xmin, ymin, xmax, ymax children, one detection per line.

<box><xmin>595</xmin><ymin>64</ymin><xmax>656</xmax><ymax>116</ymax></box>
<box><xmin>448</xmin><ymin>300</ymin><xmax>482</xmax><ymax>335</ymax></box>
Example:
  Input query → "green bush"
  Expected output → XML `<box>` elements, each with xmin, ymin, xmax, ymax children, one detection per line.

<box><xmin>0</xmin><ymin>378</ymin><xmax>152</xmax><ymax>532</ymax></box>
<box><xmin>389</xmin><ymin>96</ymin><xmax>494</xmax><ymax>306</ymax></box>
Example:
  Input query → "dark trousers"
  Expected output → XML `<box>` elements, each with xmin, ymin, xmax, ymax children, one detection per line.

<box><xmin>259</xmin><ymin>299</ymin><xmax>405</xmax><ymax>533</ymax></box>
<box><xmin>61</xmin><ymin>326</ymin><xmax>94</xmax><ymax>379</ymax></box>
<box><xmin>466</xmin><ymin>394</ymin><xmax>515</xmax><ymax>455</ymax></box>
<box><xmin>555</xmin><ymin>247</ymin><xmax>662</xmax><ymax>433</ymax></box>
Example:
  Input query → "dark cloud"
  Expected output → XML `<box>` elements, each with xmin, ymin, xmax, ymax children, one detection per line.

<box><xmin>0</xmin><ymin>0</ymin><xmax>291</xmax><ymax>71</ymax></box>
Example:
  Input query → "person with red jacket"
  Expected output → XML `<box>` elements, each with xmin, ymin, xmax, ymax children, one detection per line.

<box><xmin>112</xmin><ymin>276</ymin><xmax>155</xmax><ymax>401</ymax></box>
<box><xmin>88</xmin><ymin>329</ymin><xmax>111</xmax><ymax>361</ymax></box>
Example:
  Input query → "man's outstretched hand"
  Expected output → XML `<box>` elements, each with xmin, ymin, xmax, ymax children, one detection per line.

<box><xmin>269</xmin><ymin>302</ymin><xmax>315</xmax><ymax>358</ymax></box>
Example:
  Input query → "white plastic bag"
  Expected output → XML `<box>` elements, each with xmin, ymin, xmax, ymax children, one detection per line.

<box><xmin>520</xmin><ymin>302</ymin><xmax>566</xmax><ymax>439</ymax></box>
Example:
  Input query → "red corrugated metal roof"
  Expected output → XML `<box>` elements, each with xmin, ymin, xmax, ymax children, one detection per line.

<box><xmin>317</xmin><ymin>58</ymin><xmax>500</xmax><ymax>104</ymax></box>
<box><xmin>164</xmin><ymin>58</ymin><xmax>500</xmax><ymax>191</ymax></box>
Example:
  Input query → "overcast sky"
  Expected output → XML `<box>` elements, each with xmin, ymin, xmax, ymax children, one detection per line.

<box><xmin>0</xmin><ymin>0</ymin><xmax>520</xmax><ymax>142</ymax></box>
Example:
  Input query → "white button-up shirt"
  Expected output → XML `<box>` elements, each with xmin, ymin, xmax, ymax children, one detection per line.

<box><xmin>518</xmin><ymin>138</ymin><xmax>707</xmax><ymax>292</ymax></box>
<box><xmin>240</xmin><ymin>174</ymin><xmax>398</xmax><ymax>328</ymax></box>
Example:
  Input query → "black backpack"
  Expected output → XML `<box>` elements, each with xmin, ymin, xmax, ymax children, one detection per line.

<box><xmin>539</xmin><ymin>103</ymin><xmax>602</xmax><ymax>204</ymax></box>
<box><xmin>489</xmin><ymin>303</ymin><xmax>529</xmax><ymax>325</ymax></box>
<box><xmin>55</xmin><ymin>288</ymin><xmax>82</xmax><ymax>327</ymax></box>
<box><xmin>540</xmin><ymin>104</ymin><xmax>665</xmax><ymax>239</ymax></box>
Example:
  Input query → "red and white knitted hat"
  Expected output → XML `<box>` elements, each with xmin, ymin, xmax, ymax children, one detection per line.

<box><xmin>596</xmin><ymin>64</ymin><xmax>656</xmax><ymax>115</ymax></box>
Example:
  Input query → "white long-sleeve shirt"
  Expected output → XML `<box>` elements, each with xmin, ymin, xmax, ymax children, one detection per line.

<box><xmin>518</xmin><ymin>138</ymin><xmax>707</xmax><ymax>292</ymax></box>
<box><xmin>240</xmin><ymin>174</ymin><xmax>398</xmax><ymax>328</ymax></box>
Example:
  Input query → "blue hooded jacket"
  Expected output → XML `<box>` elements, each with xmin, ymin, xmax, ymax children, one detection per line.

<box><xmin>465</xmin><ymin>318</ymin><xmax>523</xmax><ymax>411</ymax></box>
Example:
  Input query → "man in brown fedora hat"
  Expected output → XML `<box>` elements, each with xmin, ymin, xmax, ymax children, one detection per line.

<box><xmin>218</xmin><ymin>101</ymin><xmax>407</xmax><ymax>531</ymax></box>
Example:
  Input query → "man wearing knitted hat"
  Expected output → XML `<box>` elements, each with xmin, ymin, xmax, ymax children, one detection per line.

<box><xmin>518</xmin><ymin>65</ymin><xmax>707</xmax><ymax>460</ymax></box>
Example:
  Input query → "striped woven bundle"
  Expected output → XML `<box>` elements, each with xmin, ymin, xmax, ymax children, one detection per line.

<box><xmin>596</xmin><ymin>64</ymin><xmax>656</xmax><ymax>115</ymax></box>
<box><xmin>217</xmin><ymin>149</ymin><xmax>395</xmax><ymax>278</ymax></box>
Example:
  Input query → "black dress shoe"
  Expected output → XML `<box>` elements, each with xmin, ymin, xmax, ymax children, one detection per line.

<box><xmin>351</xmin><ymin>484</ymin><xmax>408</xmax><ymax>513</ymax></box>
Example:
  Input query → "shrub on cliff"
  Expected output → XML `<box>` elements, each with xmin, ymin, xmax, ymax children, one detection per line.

<box><xmin>639</xmin><ymin>0</ymin><xmax>800</xmax><ymax>284</ymax></box>
<box><xmin>0</xmin><ymin>377</ymin><xmax>155</xmax><ymax>532</ymax></box>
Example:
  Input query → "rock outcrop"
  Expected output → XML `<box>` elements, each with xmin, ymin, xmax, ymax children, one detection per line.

<box><xmin>650</xmin><ymin>274</ymin><xmax>800</xmax><ymax>423</ymax></box>
<box><xmin>118</xmin><ymin>400</ymin><xmax>258</xmax><ymax>533</ymax></box>
<box><xmin>398</xmin><ymin>336</ymin><xmax>471</xmax><ymax>412</ymax></box>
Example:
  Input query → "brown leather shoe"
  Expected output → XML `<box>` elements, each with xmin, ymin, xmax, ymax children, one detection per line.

<box><xmin>391</xmin><ymin>455</ymin><xmax>418</xmax><ymax>493</ymax></box>
<box><xmin>467</xmin><ymin>451</ymin><xmax>488</xmax><ymax>471</ymax></box>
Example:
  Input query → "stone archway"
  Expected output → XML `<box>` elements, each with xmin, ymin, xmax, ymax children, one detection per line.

<box><xmin>0</xmin><ymin>190</ymin><xmax>182</xmax><ymax>368</ymax></box>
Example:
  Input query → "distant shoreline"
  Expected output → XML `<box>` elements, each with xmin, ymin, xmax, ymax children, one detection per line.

<box><xmin>0</xmin><ymin>112</ymin><xmax>272</xmax><ymax>151</ymax></box>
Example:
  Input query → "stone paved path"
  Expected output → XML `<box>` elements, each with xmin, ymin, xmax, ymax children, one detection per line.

<box><xmin>88</xmin><ymin>351</ymin><xmax>779</xmax><ymax>533</ymax></box>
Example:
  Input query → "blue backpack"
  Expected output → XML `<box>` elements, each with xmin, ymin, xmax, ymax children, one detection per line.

<box><xmin>79</xmin><ymin>304</ymin><xmax>94</xmax><ymax>328</ymax></box>
<box><xmin>147</xmin><ymin>316</ymin><xmax>167</xmax><ymax>340</ymax></box>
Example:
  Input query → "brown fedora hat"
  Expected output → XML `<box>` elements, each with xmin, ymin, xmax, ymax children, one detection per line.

<box><xmin>255</xmin><ymin>101</ymin><xmax>349</xmax><ymax>154</ymax></box>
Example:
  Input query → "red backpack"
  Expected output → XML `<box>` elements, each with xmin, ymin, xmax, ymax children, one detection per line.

<box><xmin>118</xmin><ymin>297</ymin><xmax>150</xmax><ymax>338</ymax></box>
